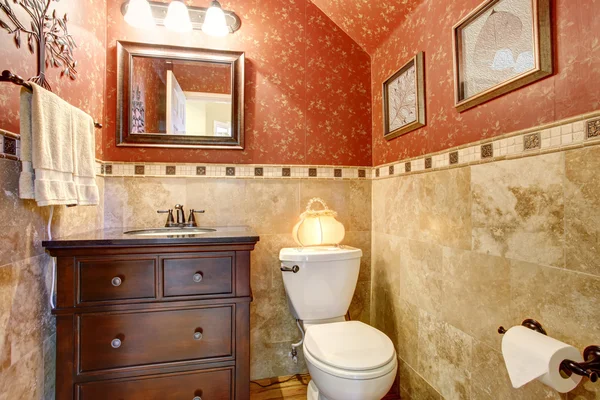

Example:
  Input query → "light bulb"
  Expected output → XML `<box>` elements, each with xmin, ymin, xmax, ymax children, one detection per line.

<box><xmin>165</xmin><ymin>0</ymin><xmax>193</xmax><ymax>33</ymax></box>
<box><xmin>202</xmin><ymin>0</ymin><xmax>229</xmax><ymax>37</ymax></box>
<box><xmin>124</xmin><ymin>0</ymin><xmax>156</xmax><ymax>30</ymax></box>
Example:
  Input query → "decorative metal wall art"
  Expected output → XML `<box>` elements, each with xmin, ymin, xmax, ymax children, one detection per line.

<box><xmin>0</xmin><ymin>0</ymin><xmax>78</xmax><ymax>90</ymax></box>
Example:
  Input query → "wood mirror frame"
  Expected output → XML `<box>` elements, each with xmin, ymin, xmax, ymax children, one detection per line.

<box><xmin>116</xmin><ymin>41</ymin><xmax>245</xmax><ymax>149</ymax></box>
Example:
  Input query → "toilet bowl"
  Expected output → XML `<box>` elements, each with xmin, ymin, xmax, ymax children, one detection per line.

<box><xmin>303</xmin><ymin>321</ymin><xmax>397</xmax><ymax>400</ymax></box>
<box><xmin>279</xmin><ymin>246</ymin><xmax>397</xmax><ymax>400</ymax></box>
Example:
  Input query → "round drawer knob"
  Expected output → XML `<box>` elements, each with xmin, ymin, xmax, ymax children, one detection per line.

<box><xmin>193</xmin><ymin>273</ymin><xmax>203</xmax><ymax>283</ymax></box>
<box><xmin>111</xmin><ymin>338</ymin><xmax>122</xmax><ymax>349</ymax></box>
<box><xmin>193</xmin><ymin>332</ymin><xmax>203</xmax><ymax>341</ymax></box>
<box><xmin>111</xmin><ymin>277</ymin><xmax>122</xmax><ymax>287</ymax></box>
<box><xmin>193</xmin><ymin>397</ymin><xmax>202</xmax><ymax>400</ymax></box>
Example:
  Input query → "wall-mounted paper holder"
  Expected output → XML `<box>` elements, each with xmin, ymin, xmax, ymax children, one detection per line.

<box><xmin>498</xmin><ymin>319</ymin><xmax>599</xmax><ymax>383</ymax></box>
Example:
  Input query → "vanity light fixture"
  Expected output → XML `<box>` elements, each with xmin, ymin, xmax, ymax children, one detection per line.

<box><xmin>164</xmin><ymin>0</ymin><xmax>193</xmax><ymax>33</ymax></box>
<box><xmin>123</xmin><ymin>0</ymin><xmax>156</xmax><ymax>30</ymax></box>
<box><xmin>202</xmin><ymin>0</ymin><xmax>229</xmax><ymax>37</ymax></box>
<box><xmin>121</xmin><ymin>0</ymin><xmax>241</xmax><ymax>34</ymax></box>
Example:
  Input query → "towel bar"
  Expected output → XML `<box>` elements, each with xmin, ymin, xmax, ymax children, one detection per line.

<box><xmin>0</xmin><ymin>70</ymin><xmax>103</xmax><ymax>129</ymax></box>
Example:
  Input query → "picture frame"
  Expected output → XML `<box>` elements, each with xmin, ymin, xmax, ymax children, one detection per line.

<box><xmin>452</xmin><ymin>0</ymin><xmax>552</xmax><ymax>112</ymax></box>
<box><xmin>383</xmin><ymin>52</ymin><xmax>426</xmax><ymax>141</ymax></box>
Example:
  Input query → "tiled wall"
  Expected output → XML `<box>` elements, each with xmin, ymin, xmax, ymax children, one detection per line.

<box><xmin>102</xmin><ymin>176</ymin><xmax>372</xmax><ymax>380</ymax></box>
<box><xmin>371</xmin><ymin>132</ymin><xmax>600</xmax><ymax>399</ymax></box>
<box><xmin>0</xmin><ymin>158</ymin><xmax>104</xmax><ymax>399</ymax></box>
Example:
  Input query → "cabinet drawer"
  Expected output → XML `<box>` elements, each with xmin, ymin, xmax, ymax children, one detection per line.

<box><xmin>79</xmin><ymin>258</ymin><xmax>156</xmax><ymax>303</ymax></box>
<box><xmin>163</xmin><ymin>254</ymin><xmax>233</xmax><ymax>298</ymax></box>
<box><xmin>77</xmin><ymin>368</ymin><xmax>233</xmax><ymax>400</ymax></box>
<box><xmin>79</xmin><ymin>307</ymin><xmax>233</xmax><ymax>372</ymax></box>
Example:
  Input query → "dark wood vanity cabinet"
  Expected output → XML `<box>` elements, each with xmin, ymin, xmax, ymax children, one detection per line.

<box><xmin>45</xmin><ymin>234</ymin><xmax>258</xmax><ymax>400</ymax></box>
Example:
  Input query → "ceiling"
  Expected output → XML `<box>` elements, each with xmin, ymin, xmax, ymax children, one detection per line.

<box><xmin>310</xmin><ymin>0</ymin><xmax>424</xmax><ymax>55</ymax></box>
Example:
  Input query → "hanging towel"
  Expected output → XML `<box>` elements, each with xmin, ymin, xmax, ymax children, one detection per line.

<box><xmin>72</xmin><ymin>107</ymin><xmax>99</xmax><ymax>205</ymax></box>
<box><xmin>19</xmin><ymin>83</ymin><xmax>99</xmax><ymax>206</ymax></box>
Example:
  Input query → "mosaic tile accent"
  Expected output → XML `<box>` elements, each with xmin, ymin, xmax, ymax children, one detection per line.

<box><xmin>587</xmin><ymin>118</ymin><xmax>600</xmax><ymax>139</ymax></box>
<box><xmin>105</xmin><ymin>165</ymin><xmax>113</xmax><ymax>175</ymax></box>
<box><xmin>282</xmin><ymin>168</ymin><xmax>291</xmax><ymax>177</ymax></box>
<box><xmin>449</xmin><ymin>151</ymin><xmax>459</xmax><ymax>165</ymax></box>
<box><xmin>524</xmin><ymin>132</ymin><xmax>541</xmax><ymax>150</ymax></box>
<box><xmin>197</xmin><ymin>166</ymin><xmax>206</xmax><ymax>176</ymax></box>
<box><xmin>334</xmin><ymin>168</ymin><xmax>342</xmax><ymax>178</ymax></box>
<box><xmin>376</xmin><ymin>168</ymin><xmax>380</xmax><ymax>178</ymax></box>
<box><xmin>255</xmin><ymin>167</ymin><xmax>264</xmax><ymax>177</ymax></box>
<box><xmin>389</xmin><ymin>165</ymin><xmax>394</xmax><ymax>175</ymax></box>
<box><xmin>309</xmin><ymin>168</ymin><xmax>317</xmax><ymax>177</ymax></box>
<box><xmin>425</xmin><ymin>157</ymin><xmax>432</xmax><ymax>169</ymax></box>
<box><xmin>135</xmin><ymin>165</ymin><xmax>145</xmax><ymax>175</ymax></box>
<box><xmin>405</xmin><ymin>162</ymin><xmax>411</xmax><ymax>173</ymax></box>
<box><xmin>226</xmin><ymin>167</ymin><xmax>236</xmax><ymax>176</ymax></box>
<box><xmin>481</xmin><ymin>143</ymin><xmax>494</xmax><ymax>159</ymax></box>
<box><xmin>3</xmin><ymin>137</ymin><xmax>16</xmax><ymax>156</ymax></box>
<box><xmin>166</xmin><ymin>166</ymin><xmax>176</xmax><ymax>175</ymax></box>
<box><xmin>358</xmin><ymin>169</ymin><xmax>366</xmax><ymax>178</ymax></box>
<box><xmin>100</xmin><ymin>165</ymin><xmax>105</xmax><ymax>174</ymax></box>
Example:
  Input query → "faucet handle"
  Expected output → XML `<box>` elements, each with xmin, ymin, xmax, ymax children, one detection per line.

<box><xmin>157</xmin><ymin>209</ymin><xmax>175</xmax><ymax>227</ymax></box>
<box><xmin>187</xmin><ymin>209</ymin><xmax>205</xmax><ymax>227</ymax></box>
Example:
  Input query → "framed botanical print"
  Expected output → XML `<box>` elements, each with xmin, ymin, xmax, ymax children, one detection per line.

<box><xmin>383</xmin><ymin>52</ymin><xmax>426</xmax><ymax>140</ymax></box>
<box><xmin>453</xmin><ymin>0</ymin><xmax>552</xmax><ymax>112</ymax></box>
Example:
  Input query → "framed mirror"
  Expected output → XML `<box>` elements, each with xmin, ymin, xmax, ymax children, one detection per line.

<box><xmin>116</xmin><ymin>41</ymin><xmax>244</xmax><ymax>149</ymax></box>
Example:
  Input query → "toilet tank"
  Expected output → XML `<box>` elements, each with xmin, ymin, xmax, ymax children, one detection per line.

<box><xmin>279</xmin><ymin>246</ymin><xmax>362</xmax><ymax>322</ymax></box>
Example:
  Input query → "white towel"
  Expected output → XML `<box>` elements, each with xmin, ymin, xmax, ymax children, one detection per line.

<box><xmin>72</xmin><ymin>107</ymin><xmax>99</xmax><ymax>205</ymax></box>
<box><xmin>19</xmin><ymin>83</ymin><xmax>99</xmax><ymax>206</ymax></box>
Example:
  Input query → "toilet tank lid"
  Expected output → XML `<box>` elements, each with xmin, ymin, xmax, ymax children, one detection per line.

<box><xmin>279</xmin><ymin>246</ymin><xmax>362</xmax><ymax>262</ymax></box>
<box><xmin>304</xmin><ymin>321</ymin><xmax>396</xmax><ymax>371</ymax></box>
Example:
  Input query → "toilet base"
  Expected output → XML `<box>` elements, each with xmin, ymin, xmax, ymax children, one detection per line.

<box><xmin>307</xmin><ymin>380</ymin><xmax>330</xmax><ymax>400</ymax></box>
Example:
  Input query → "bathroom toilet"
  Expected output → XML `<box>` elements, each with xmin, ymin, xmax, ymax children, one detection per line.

<box><xmin>279</xmin><ymin>246</ymin><xmax>397</xmax><ymax>400</ymax></box>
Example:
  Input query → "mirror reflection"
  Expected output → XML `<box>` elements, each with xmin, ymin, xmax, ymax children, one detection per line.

<box><xmin>130</xmin><ymin>57</ymin><xmax>232</xmax><ymax>137</ymax></box>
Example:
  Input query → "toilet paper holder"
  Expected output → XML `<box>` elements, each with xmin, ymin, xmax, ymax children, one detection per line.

<box><xmin>498</xmin><ymin>319</ymin><xmax>600</xmax><ymax>383</ymax></box>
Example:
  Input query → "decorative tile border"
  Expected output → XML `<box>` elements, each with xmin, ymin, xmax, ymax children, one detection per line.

<box><xmin>372</xmin><ymin>111</ymin><xmax>600</xmax><ymax>180</ymax></box>
<box><xmin>95</xmin><ymin>162</ymin><xmax>372</xmax><ymax>180</ymax></box>
<box><xmin>0</xmin><ymin>129</ymin><xmax>20</xmax><ymax>160</ymax></box>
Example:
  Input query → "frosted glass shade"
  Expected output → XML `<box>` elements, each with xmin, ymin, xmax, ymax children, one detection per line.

<box><xmin>124</xmin><ymin>0</ymin><xmax>156</xmax><ymax>30</ymax></box>
<box><xmin>202</xmin><ymin>1</ymin><xmax>229</xmax><ymax>37</ymax></box>
<box><xmin>292</xmin><ymin>215</ymin><xmax>345</xmax><ymax>247</ymax></box>
<box><xmin>165</xmin><ymin>0</ymin><xmax>193</xmax><ymax>33</ymax></box>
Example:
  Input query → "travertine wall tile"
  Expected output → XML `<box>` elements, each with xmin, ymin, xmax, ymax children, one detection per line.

<box><xmin>418</xmin><ymin>169</ymin><xmax>472</xmax><ymax>250</ymax></box>
<box><xmin>565</xmin><ymin>146</ymin><xmax>600</xmax><ymax>276</ymax></box>
<box><xmin>372</xmin><ymin>147</ymin><xmax>599</xmax><ymax>399</ymax></box>
<box><xmin>417</xmin><ymin>310</ymin><xmax>473</xmax><ymax>400</ymax></box>
<box><xmin>472</xmin><ymin>153</ymin><xmax>565</xmax><ymax>268</ymax></box>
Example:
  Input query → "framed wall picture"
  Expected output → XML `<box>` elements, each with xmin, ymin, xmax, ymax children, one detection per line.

<box><xmin>383</xmin><ymin>52</ymin><xmax>426</xmax><ymax>141</ymax></box>
<box><xmin>453</xmin><ymin>0</ymin><xmax>552</xmax><ymax>112</ymax></box>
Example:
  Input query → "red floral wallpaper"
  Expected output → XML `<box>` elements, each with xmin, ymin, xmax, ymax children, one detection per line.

<box><xmin>0</xmin><ymin>0</ymin><xmax>107</xmax><ymax>159</ymax></box>
<box><xmin>131</xmin><ymin>57</ymin><xmax>166</xmax><ymax>133</ymax></box>
<box><xmin>103</xmin><ymin>0</ymin><xmax>372</xmax><ymax>166</ymax></box>
<box><xmin>371</xmin><ymin>0</ymin><xmax>600</xmax><ymax>166</ymax></box>
<box><xmin>172</xmin><ymin>62</ymin><xmax>232</xmax><ymax>94</ymax></box>
<box><xmin>310</xmin><ymin>0</ymin><xmax>424</xmax><ymax>54</ymax></box>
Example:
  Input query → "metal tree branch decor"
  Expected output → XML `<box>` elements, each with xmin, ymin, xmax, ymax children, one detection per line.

<box><xmin>0</xmin><ymin>0</ymin><xmax>78</xmax><ymax>90</ymax></box>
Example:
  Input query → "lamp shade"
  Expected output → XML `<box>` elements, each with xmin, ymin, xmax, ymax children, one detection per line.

<box><xmin>292</xmin><ymin>198</ymin><xmax>345</xmax><ymax>247</ymax></box>
<box><xmin>124</xmin><ymin>0</ymin><xmax>156</xmax><ymax>30</ymax></box>
<box><xmin>165</xmin><ymin>0</ymin><xmax>193</xmax><ymax>33</ymax></box>
<box><xmin>202</xmin><ymin>0</ymin><xmax>229</xmax><ymax>37</ymax></box>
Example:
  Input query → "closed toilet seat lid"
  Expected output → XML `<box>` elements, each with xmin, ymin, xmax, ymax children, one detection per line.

<box><xmin>304</xmin><ymin>321</ymin><xmax>395</xmax><ymax>371</ymax></box>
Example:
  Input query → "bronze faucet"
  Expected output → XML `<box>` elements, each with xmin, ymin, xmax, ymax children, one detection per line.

<box><xmin>158</xmin><ymin>205</ymin><xmax>205</xmax><ymax>227</ymax></box>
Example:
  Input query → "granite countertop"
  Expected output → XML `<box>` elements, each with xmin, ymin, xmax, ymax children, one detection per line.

<box><xmin>42</xmin><ymin>226</ymin><xmax>260</xmax><ymax>248</ymax></box>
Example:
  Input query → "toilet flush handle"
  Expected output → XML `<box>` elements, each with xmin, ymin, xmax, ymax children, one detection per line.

<box><xmin>281</xmin><ymin>265</ymin><xmax>300</xmax><ymax>273</ymax></box>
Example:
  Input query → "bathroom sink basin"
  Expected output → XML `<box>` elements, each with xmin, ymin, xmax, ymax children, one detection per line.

<box><xmin>124</xmin><ymin>227</ymin><xmax>217</xmax><ymax>237</ymax></box>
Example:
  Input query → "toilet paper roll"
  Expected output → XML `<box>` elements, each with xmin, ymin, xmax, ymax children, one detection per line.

<box><xmin>501</xmin><ymin>326</ymin><xmax>583</xmax><ymax>393</ymax></box>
